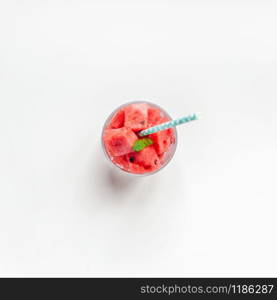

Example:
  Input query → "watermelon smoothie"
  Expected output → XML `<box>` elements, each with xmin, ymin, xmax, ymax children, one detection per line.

<box><xmin>102</xmin><ymin>101</ymin><xmax>177</xmax><ymax>175</ymax></box>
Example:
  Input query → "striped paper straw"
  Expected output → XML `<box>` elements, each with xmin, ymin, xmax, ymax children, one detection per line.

<box><xmin>139</xmin><ymin>113</ymin><xmax>198</xmax><ymax>137</ymax></box>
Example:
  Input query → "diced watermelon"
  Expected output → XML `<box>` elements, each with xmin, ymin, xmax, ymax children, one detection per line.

<box><xmin>124</xmin><ymin>103</ymin><xmax>148</xmax><ymax>131</ymax></box>
<box><xmin>129</xmin><ymin>164</ymin><xmax>146</xmax><ymax>174</ymax></box>
<box><xmin>148</xmin><ymin>107</ymin><xmax>162</xmax><ymax>126</ymax></box>
<box><xmin>148</xmin><ymin>106</ymin><xmax>171</xmax><ymax>126</ymax></box>
<box><xmin>150</xmin><ymin>128</ymin><xmax>174</xmax><ymax>156</ymax></box>
<box><xmin>127</xmin><ymin>146</ymin><xmax>161</xmax><ymax>172</ymax></box>
<box><xmin>158</xmin><ymin>152</ymin><xmax>166</xmax><ymax>163</ymax></box>
<box><xmin>104</xmin><ymin>128</ymin><xmax>137</xmax><ymax>157</ymax></box>
<box><xmin>104</xmin><ymin>102</ymin><xmax>176</xmax><ymax>174</ymax></box>
<box><xmin>112</xmin><ymin>155</ymin><xmax>130</xmax><ymax>170</ymax></box>
<box><xmin>107</xmin><ymin>109</ymin><xmax>125</xmax><ymax>129</ymax></box>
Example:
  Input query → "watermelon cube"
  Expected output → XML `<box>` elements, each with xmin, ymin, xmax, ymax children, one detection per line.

<box><xmin>104</xmin><ymin>128</ymin><xmax>137</xmax><ymax>157</ymax></box>
<box><xmin>150</xmin><ymin>128</ymin><xmax>173</xmax><ymax>156</ymax></box>
<box><xmin>124</xmin><ymin>103</ymin><xmax>148</xmax><ymax>131</ymax></box>
<box><xmin>127</xmin><ymin>146</ymin><xmax>161</xmax><ymax>172</ymax></box>
<box><xmin>130</xmin><ymin>164</ymin><xmax>146</xmax><ymax>174</ymax></box>
<box><xmin>148</xmin><ymin>106</ymin><xmax>171</xmax><ymax>126</ymax></box>
<box><xmin>112</xmin><ymin>155</ymin><xmax>130</xmax><ymax>170</ymax></box>
<box><xmin>148</xmin><ymin>107</ymin><xmax>162</xmax><ymax>126</ymax></box>
<box><xmin>107</xmin><ymin>109</ymin><xmax>125</xmax><ymax>129</ymax></box>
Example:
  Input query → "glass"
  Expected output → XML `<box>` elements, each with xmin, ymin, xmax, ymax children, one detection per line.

<box><xmin>101</xmin><ymin>101</ymin><xmax>177</xmax><ymax>176</ymax></box>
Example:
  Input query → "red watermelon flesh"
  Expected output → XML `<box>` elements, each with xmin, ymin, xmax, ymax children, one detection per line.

<box><xmin>148</xmin><ymin>107</ymin><xmax>165</xmax><ymax>126</ymax></box>
<box><xmin>104</xmin><ymin>128</ymin><xmax>138</xmax><ymax>157</ymax></box>
<box><xmin>107</xmin><ymin>109</ymin><xmax>125</xmax><ymax>129</ymax></box>
<box><xmin>128</xmin><ymin>163</ymin><xmax>146</xmax><ymax>174</ymax></box>
<box><xmin>126</xmin><ymin>146</ymin><xmax>161</xmax><ymax>172</ymax></box>
<box><xmin>124</xmin><ymin>103</ymin><xmax>148</xmax><ymax>131</ymax></box>
<box><xmin>112</xmin><ymin>155</ymin><xmax>130</xmax><ymax>170</ymax></box>
<box><xmin>150</xmin><ymin>128</ymin><xmax>174</xmax><ymax>156</ymax></box>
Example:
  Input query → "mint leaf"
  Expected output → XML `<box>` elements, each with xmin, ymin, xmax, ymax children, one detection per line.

<box><xmin>132</xmin><ymin>138</ymin><xmax>153</xmax><ymax>152</ymax></box>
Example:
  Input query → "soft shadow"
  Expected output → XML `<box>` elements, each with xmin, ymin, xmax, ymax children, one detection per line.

<box><xmin>90</xmin><ymin>144</ymin><xmax>142</xmax><ymax>202</ymax></box>
<box><xmin>107</xmin><ymin>167</ymin><xmax>140</xmax><ymax>192</ymax></box>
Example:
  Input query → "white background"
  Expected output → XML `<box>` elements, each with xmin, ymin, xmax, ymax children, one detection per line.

<box><xmin>0</xmin><ymin>0</ymin><xmax>277</xmax><ymax>277</ymax></box>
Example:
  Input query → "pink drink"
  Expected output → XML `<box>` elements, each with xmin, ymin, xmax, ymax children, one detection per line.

<box><xmin>102</xmin><ymin>101</ymin><xmax>177</xmax><ymax>175</ymax></box>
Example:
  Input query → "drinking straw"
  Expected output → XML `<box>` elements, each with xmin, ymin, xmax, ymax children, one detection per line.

<box><xmin>138</xmin><ymin>113</ymin><xmax>198</xmax><ymax>137</ymax></box>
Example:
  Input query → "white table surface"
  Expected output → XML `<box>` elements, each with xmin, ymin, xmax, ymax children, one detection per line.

<box><xmin>0</xmin><ymin>0</ymin><xmax>277</xmax><ymax>277</ymax></box>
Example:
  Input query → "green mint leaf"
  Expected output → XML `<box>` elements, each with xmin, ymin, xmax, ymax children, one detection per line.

<box><xmin>132</xmin><ymin>138</ymin><xmax>153</xmax><ymax>152</ymax></box>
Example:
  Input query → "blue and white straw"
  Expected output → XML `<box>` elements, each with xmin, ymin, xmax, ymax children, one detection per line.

<box><xmin>139</xmin><ymin>113</ymin><xmax>198</xmax><ymax>137</ymax></box>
